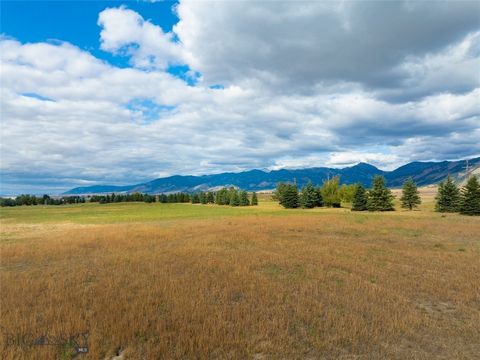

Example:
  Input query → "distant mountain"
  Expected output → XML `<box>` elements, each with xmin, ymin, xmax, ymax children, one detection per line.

<box><xmin>65</xmin><ymin>157</ymin><xmax>480</xmax><ymax>195</ymax></box>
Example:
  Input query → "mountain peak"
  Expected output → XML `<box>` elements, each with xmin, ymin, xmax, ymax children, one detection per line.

<box><xmin>64</xmin><ymin>158</ymin><xmax>479</xmax><ymax>195</ymax></box>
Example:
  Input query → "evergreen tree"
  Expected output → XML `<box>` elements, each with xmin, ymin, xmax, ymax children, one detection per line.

<box><xmin>460</xmin><ymin>176</ymin><xmax>480</xmax><ymax>216</ymax></box>
<box><xmin>281</xmin><ymin>184</ymin><xmax>299</xmax><ymax>208</ymax></box>
<box><xmin>400</xmin><ymin>177</ymin><xmax>421</xmax><ymax>210</ymax></box>
<box><xmin>367</xmin><ymin>176</ymin><xmax>395</xmax><ymax>211</ymax></box>
<box><xmin>315</xmin><ymin>187</ymin><xmax>323</xmax><ymax>207</ymax></box>
<box><xmin>273</xmin><ymin>183</ymin><xmax>289</xmax><ymax>206</ymax></box>
<box><xmin>435</xmin><ymin>176</ymin><xmax>460</xmax><ymax>212</ymax></box>
<box><xmin>191</xmin><ymin>193</ymin><xmax>200</xmax><ymax>204</ymax></box>
<box><xmin>321</xmin><ymin>176</ymin><xmax>341</xmax><ymax>208</ymax></box>
<box><xmin>229</xmin><ymin>188</ymin><xmax>240</xmax><ymax>206</ymax></box>
<box><xmin>300</xmin><ymin>181</ymin><xmax>320</xmax><ymax>208</ymax></box>
<box><xmin>251</xmin><ymin>192</ymin><xmax>258</xmax><ymax>206</ymax></box>
<box><xmin>239</xmin><ymin>190</ymin><xmax>250</xmax><ymax>206</ymax></box>
<box><xmin>351</xmin><ymin>184</ymin><xmax>368</xmax><ymax>211</ymax></box>
<box><xmin>199</xmin><ymin>192</ymin><xmax>207</xmax><ymax>204</ymax></box>
<box><xmin>215</xmin><ymin>188</ymin><xmax>229</xmax><ymax>205</ymax></box>
<box><xmin>207</xmin><ymin>192</ymin><xmax>215</xmax><ymax>203</ymax></box>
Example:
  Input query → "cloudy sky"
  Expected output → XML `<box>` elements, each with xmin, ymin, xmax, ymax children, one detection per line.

<box><xmin>1</xmin><ymin>0</ymin><xmax>479</xmax><ymax>194</ymax></box>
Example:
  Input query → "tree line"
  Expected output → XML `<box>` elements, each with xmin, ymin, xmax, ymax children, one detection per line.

<box><xmin>192</xmin><ymin>188</ymin><xmax>258</xmax><ymax>206</ymax></box>
<box><xmin>0</xmin><ymin>194</ymin><xmax>85</xmax><ymax>207</ymax></box>
<box><xmin>273</xmin><ymin>176</ymin><xmax>381</xmax><ymax>210</ymax></box>
<box><xmin>273</xmin><ymin>174</ymin><xmax>480</xmax><ymax>215</ymax></box>
<box><xmin>1</xmin><ymin>189</ymin><xmax>259</xmax><ymax>207</ymax></box>
<box><xmin>434</xmin><ymin>175</ymin><xmax>480</xmax><ymax>215</ymax></box>
<box><xmin>90</xmin><ymin>192</ymin><xmax>188</xmax><ymax>204</ymax></box>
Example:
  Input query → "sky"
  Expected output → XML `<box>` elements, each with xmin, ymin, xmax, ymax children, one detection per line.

<box><xmin>1</xmin><ymin>0</ymin><xmax>479</xmax><ymax>195</ymax></box>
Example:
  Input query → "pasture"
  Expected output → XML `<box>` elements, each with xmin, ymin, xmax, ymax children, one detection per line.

<box><xmin>1</xmin><ymin>190</ymin><xmax>479</xmax><ymax>359</ymax></box>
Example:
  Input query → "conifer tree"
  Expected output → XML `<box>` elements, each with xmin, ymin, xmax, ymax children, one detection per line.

<box><xmin>300</xmin><ymin>181</ymin><xmax>320</xmax><ymax>208</ymax></box>
<box><xmin>191</xmin><ymin>193</ymin><xmax>200</xmax><ymax>204</ymax></box>
<box><xmin>239</xmin><ymin>190</ymin><xmax>250</xmax><ymax>206</ymax></box>
<box><xmin>281</xmin><ymin>184</ymin><xmax>299</xmax><ymax>208</ymax></box>
<box><xmin>273</xmin><ymin>183</ymin><xmax>288</xmax><ymax>206</ymax></box>
<box><xmin>460</xmin><ymin>176</ymin><xmax>480</xmax><ymax>216</ymax></box>
<box><xmin>400</xmin><ymin>177</ymin><xmax>421</xmax><ymax>210</ymax></box>
<box><xmin>207</xmin><ymin>192</ymin><xmax>215</xmax><ymax>203</ymax></box>
<box><xmin>367</xmin><ymin>176</ymin><xmax>395</xmax><ymax>211</ymax></box>
<box><xmin>315</xmin><ymin>187</ymin><xmax>323</xmax><ymax>207</ymax></box>
<box><xmin>351</xmin><ymin>184</ymin><xmax>368</xmax><ymax>211</ymax></box>
<box><xmin>229</xmin><ymin>188</ymin><xmax>240</xmax><ymax>206</ymax></box>
<box><xmin>251</xmin><ymin>192</ymin><xmax>258</xmax><ymax>206</ymax></box>
<box><xmin>435</xmin><ymin>176</ymin><xmax>460</xmax><ymax>212</ymax></box>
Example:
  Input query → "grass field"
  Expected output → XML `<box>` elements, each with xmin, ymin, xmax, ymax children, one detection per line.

<box><xmin>1</xmin><ymin>190</ymin><xmax>479</xmax><ymax>359</ymax></box>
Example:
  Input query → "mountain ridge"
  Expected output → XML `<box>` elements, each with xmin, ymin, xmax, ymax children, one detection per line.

<box><xmin>65</xmin><ymin>157</ymin><xmax>480</xmax><ymax>195</ymax></box>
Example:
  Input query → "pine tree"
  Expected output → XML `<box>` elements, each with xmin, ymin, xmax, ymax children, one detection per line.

<box><xmin>273</xmin><ymin>183</ymin><xmax>289</xmax><ymax>206</ymax></box>
<box><xmin>215</xmin><ymin>188</ymin><xmax>228</xmax><ymax>205</ymax></box>
<box><xmin>281</xmin><ymin>184</ymin><xmax>299</xmax><ymax>208</ymax></box>
<box><xmin>351</xmin><ymin>184</ymin><xmax>368</xmax><ymax>211</ymax></box>
<box><xmin>367</xmin><ymin>176</ymin><xmax>395</xmax><ymax>211</ymax></box>
<box><xmin>300</xmin><ymin>181</ymin><xmax>320</xmax><ymax>208</ymax></box>
<box><xmin>400</xmin><ymin>177</ymin><xmax>421</xmax><ymax>210</ymax></box>
<box><xmin>435</xmin><ymin>176</ymin><xmax>460</xmax><ymax>212</ymax></box>
<box><xmin>315</xmin><ymin>187</ymin><xmax>323</xmax><ymax>207</ymax></box>
<box><xmin>251</xmin><ymin>192</ymin><xmax>258</xmax><ymax>206</ymax></box>
<box><xmin>207</xmin><ymin>192</ymin><xmax>215</xmax><ymax>203</ymax></box>
<box><xmin>460</xmin><ymin>176</ymin><xmax>480</xmax><ymax>216</ymax></box>
<box><xmin>239</xmin><ymin>190</ymin><xmax>250</xmax><ymax>206</ymax></box>
<box><xmin>191</xmin><ymin>193</ymin><xmax>200</xmax><ymax>204</ymax></box>
<box><xmin>229</xmin><ymin>189</ymin><xmax>240</xmax><ymax>206</ymax></box>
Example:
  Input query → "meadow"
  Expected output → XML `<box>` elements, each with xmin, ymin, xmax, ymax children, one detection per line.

<box><xmin>1</xmin><ymin>190</ymin><xmax>479</xmax><ymax>359</ymax></box>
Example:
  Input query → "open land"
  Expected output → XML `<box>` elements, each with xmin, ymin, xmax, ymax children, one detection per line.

<box><xmin>1</xmin><ymin>190</ymin><xmax>479</xmax><ymax>359</ymax></box>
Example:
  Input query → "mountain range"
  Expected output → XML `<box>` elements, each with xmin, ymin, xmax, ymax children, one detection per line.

<box><xmin>65</xmin><ymin>157</ymin><xmax>480</xmax><ymax>195</ymax></box>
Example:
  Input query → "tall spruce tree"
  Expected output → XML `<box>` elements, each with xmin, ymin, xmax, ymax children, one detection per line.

<box><xmin>281</xmin><ymin>184</ymin><xmax>299</xmax><ymax>208</ymax></box>
<box><xmin>239</xmin><ymin>190</ymin><xmax>250</xmax><ymax>206</ymax></box>
<box><xmin>460</xmin><ymin>176</ymin><xmax>480</xmax><ymax>216</ymax></box>
<box><xmin>400</xmin><ymin>177</ymin><xmax>421</xmax><ymax>210</ymax></box>
<box><xmin>367</xmin><ymin>176</ymin><xmax>395</xmax><ymax>211</ymax></box>
<box><xmin>191</xmin><ymin>193</ymin><xmax>200</xmax><ymax>204</ymax></box>
<box><xmin>351</xmin><ymin>184</ymin><xmax>368</xmax><ymax>211</ymax></box>
<box><xmin>251</xmin><ymin>192</ymin><xmax>258</xmax><ymax>206</ymax></box>
<box><xmin>300</xmin><ymin>181</ymin><xmax>320</xmax><ymax>208</ymax></box>
<box><xmin>435</xmin><ymin>176</ymin><xmax>460</xmax><ymax>212</ymax></box>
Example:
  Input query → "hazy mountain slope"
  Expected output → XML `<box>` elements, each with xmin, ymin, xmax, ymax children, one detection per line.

<box><xmin>65</xmin><ymin>157</ymin><xmax>479</xmax><ymax>194</ymax></box>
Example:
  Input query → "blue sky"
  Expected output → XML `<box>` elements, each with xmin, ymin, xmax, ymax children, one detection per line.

<box><xmin>1</xmin><ymin>1</ymin><xmax>479</xmax><ymax>194</ymax></box>
<box><xmin>2</xmin><ymin>1</ymin><xmax>180</xmax><ymax>69</ymax></box>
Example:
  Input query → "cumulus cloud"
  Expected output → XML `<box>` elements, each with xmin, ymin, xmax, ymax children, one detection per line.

<box><xmin>98</xmin><ymin>6</ymin><xmax>184</xmax><ymax>69</ymax></box>
<box><xmin>1</xmin><ymin>1</ymin><xmax>480</xmax><ymax>194</ymax></box>
<box><xmin>174</xmin><ymin>0</ymin><xmax>480</xmax><ymax>95</ymax></box>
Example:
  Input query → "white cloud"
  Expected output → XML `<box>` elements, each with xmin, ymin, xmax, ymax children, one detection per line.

<box><xmin>98</xmin><ymin>6</ymin><xmax>184</xmax><ymax>69</ymax></box>
<box><xmin>174</xmin><ymin>0</ymin><xmax>480</xmax><ymax>95</ymax></box>
<box><xmin>1</xmin><ymin>1</ymin><xmax>480</xmax><ymax>194</ymax></box>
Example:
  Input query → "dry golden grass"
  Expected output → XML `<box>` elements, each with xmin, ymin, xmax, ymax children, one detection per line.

<box><xmin>1</xmin><ymin>196</ymin><xmax>479</xmax><ymax>359</ymax></box>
